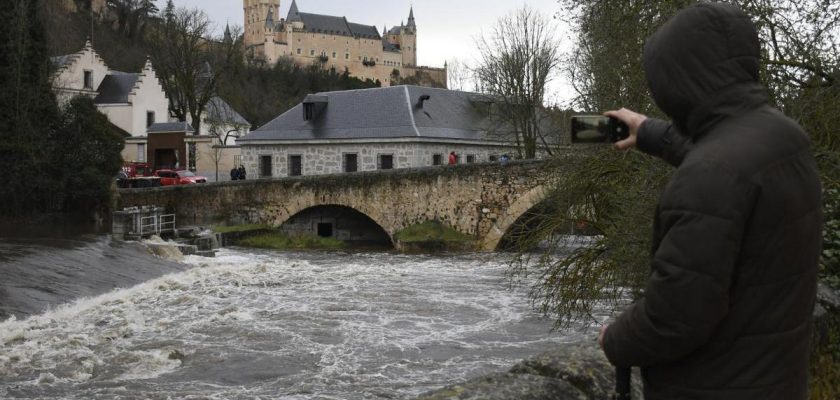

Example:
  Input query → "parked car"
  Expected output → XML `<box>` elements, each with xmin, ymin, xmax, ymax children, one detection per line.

<box><xmin>155</xmin><ymin>169</ymin><xmax>207</xmax><ymax>185</ymax></box>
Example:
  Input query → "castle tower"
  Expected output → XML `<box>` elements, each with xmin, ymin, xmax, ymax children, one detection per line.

<box><xmin>243</xmin><ymin>0</ymin><xmax>280</xmax><ymax>48</ymax></box>
<box><xmin>400</xmin><ymin>6</ymin><xmax>417</xmax><ymax>67</ymax></box>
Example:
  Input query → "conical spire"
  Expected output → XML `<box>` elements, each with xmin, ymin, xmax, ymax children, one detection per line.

<box><xmin>407</xmin><ymin>6</ymin><xmax>415</xmax><ymax>27</ymax></box>
<box><xmin>224</xmin><ymin>23</ymin><xmax>232</xmax><ymax>42</ymax></box>
<box><xmin>265</xmin><ymin>6</ymin><xmax>274</xmax><ymax>30</ymax></box>
<box><xmin>288</xmin><ymin>0</ymin><xmax>302</xmax><ymax>22</ymax></box>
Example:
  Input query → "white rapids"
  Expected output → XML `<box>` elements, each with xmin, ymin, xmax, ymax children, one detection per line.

<box><xmin>0</xmin><ymin>248</ymin><xmax>593</xmax><ymax>399</ymax></box>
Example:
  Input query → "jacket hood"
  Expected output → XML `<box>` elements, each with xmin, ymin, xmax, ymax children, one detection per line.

<box><xmin>643</xmin><ymin>3</ymin><xmax>767</xmax><ymax>136</ymax></box>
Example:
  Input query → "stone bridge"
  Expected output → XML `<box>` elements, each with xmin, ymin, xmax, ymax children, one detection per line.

<box><xmin>117</xmin><ymin>160</ymin><xmax>559</xmax><ymax>251</ymax></box>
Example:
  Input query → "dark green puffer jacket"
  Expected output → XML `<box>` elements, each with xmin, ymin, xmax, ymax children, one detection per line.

<box><xmin>602</xmin><ymin>3</ymin><xmax>823</xmax><ymax>399</ymax></box>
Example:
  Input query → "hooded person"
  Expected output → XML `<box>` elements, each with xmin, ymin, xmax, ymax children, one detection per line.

<box><xmin>601</xmin><ymin>3</ymin><xmax>822</xmax><ymax>399</ymax></box>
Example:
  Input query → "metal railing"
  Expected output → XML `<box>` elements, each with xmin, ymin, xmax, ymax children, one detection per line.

<box><xmin>159</xmin><ymin>214</ymin><xmax>176</xmax><ymax>233</ymax></box>
<box><xmin>139</xmin><ymin>215</ymin><xmax>158</xmax><ymax>236</ymax></box>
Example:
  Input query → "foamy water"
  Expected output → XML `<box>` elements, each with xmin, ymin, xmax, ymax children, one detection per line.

<box><xmin>0</xmin><ymin>248</ymin><xmax>592</xmax><ymax>399</ymax></box>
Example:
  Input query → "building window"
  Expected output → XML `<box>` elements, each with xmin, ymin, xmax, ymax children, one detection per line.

<box><xmin>378</xmin><ymin>154</ymin><xmax>393</xmax><ymax>170</ymax></box>
<box><xmin>332</xmin><ymin>51</ymin><xmax>337</xmax><ymax>58</ymax></box>
<box><xmin>310</xmin><ymin>49</ymin><xmax>315</xmax><ymax>56</ymax></box>
<box><xmin>289</xmin><ymin>154</ymin><xmax>302</xmax><ymax>176</ymax></box>
<box><xmin>146</xmin><ymin>111</ymin><xmax>155</xmax><ymax>127</ymax></box>
<box><xmin>489</xmin><ymin>155</ymin><xmax>498</xmax><ymax>162</ymax></box>
<box><xmin>83</xmin><ymin>70</ymin><xmax>93</xmax><ymax>90</ymax></box>
<box><xmin>466</xmin><ymin>155</ymin><xmax>476</xmax><ymax>164</ymax></box>
<box><xmin>343</xmin><ymin>153</ymin><xmax>358</xmax><ymax>172</ymax></box>
<box><xmin>432</xmin><ymin>154</ymin><xmax>442</xmax><ymax>166</ymax></box>
<box><xmin>188</xmin><ymin>143</ymin><xmax>197</xmax><ymax>171</ymax></box>
<box><xmin>297</xmin><ymin>48</ymin><xmax>302</xmax><ymax>54</ymax></box>
<box><xmin>260</xmin><ymin>155</ymin><xmax>273</xmax><ymax>177</ymax></box>
<box><xmin>345</xmin><ymin>53</ymin><xmax>349</xmax><ymax>60</ymax></box>
<box><xmin>137</xmin><ymin>144</ymin><xmax>145</xmax><ymax>162</ymax></box>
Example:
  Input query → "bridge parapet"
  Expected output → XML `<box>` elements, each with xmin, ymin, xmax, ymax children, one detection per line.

<box><xmin>118</xmin><ymin>160</ymin><xmax>559</xmax><ymax>250</ymax></box>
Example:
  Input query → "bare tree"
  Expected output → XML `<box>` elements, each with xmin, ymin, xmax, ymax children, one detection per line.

<box><xmin>474</xmin><ymin>6</ymin><xmax>562</xmax><ymax>158</ymax></box>
<box><xmin>446</xmin><ymin>58</ymin><xmax>472</xmax><ymax>91</ymax></box>
<box><xmin>147</xmin><ymin>7</ymin><xmax>242</xmax><ymax>134</ymax></box>
<box><xmin>204</xmin><ymin>97</ymin><xmax>248</xmax><ymax>181</ymax></box>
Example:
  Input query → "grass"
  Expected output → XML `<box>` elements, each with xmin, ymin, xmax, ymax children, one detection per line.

<box><xmin>212</xmin><ymin>224</ymin><xmax>271</xmax><ymax>233</ymax></box>
<box><xmin>236</xmin><ymin>232</ymin><xmax>345</xmax><ymax>250</ymax></box>
<box><xmin>394</xmin><ymin>220</ymin><xmax>472</xmax><ymax>243</ymax></box>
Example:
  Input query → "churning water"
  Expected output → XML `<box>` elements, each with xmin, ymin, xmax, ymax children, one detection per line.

<box><xmin>0</xmin><ymin>245</ymin><xmax>593</xmax><ymax>399</ymax></box>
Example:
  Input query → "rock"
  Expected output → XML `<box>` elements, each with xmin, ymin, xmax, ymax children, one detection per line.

<box><xmin>416</xmin><ymin>373</ymin><xmax>587</xmax><ymax>400</ymax></box>
<box><xmin>418</xmin><ymin>341</ymin><xmax>643</xmax><ymax>400</ymax></box>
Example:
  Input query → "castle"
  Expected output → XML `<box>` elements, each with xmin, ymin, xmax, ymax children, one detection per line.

<box><xmin>243</xmin><ymin>0</ymin><xmax>447</xmax><ymax>88</ymax></box>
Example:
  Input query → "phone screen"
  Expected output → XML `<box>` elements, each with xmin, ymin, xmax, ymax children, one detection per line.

<box><xmin>571</xmin><ymin>116</ymin><xmax>629</xmax><ymax>143</ymax></box>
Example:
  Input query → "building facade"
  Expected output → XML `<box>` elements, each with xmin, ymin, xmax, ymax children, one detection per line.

<box><xmin>51</xmin><ymin>41</ymin><xmax>249</xmax><ymax>181</ymax></box>
<box><xmin>237</xmin><ymin>86</ymin><xmax>515</xmax><ymax>178</ymax></box>
<box><xmin>243</xmin><ymin>0</ymin><xmax>446</xmax><ymax>87</ymax></box>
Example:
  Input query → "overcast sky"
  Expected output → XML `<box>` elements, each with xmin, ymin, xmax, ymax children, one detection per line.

<box><xmin>155</xmin><ymin>0</ymin><xmax>574</xmax><ymax>102</ymax></box>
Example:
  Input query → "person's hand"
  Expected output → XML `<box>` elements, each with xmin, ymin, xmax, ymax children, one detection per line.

<box><xmin>605</xmin><ymin>108</ymin><xmax>648</xmax><ymax>150</ymax></box>
<box><xmin>599</xmin><ymin>324</ymin><xmax>608</xmax><ymax>349</ymax></box>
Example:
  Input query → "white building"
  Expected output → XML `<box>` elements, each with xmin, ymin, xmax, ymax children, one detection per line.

<box><xmin>51</xmin><ymin>41</ymin><xmax>250</xmax><ymax>180</ymax></box>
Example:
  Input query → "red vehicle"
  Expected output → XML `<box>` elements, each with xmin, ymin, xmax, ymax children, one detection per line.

<box><xmin>155</xmin><ymin>169</ymin><xmax>207</xmax><ymax>185</ymax></box>
<box><xmin>122</xmin><ymin>162</ymin><xmax>152</xmax><ymax>178</ymax></box>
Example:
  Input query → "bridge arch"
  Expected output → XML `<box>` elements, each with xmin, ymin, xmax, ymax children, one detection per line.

<box><xmin>480</xmin><ymin>185</ymin><xmax>549</xmax><ymax>251</ymax></box>
<box><xmin>272</xmin><ymin>202</ymin><xmax>395</xmax><ymax>247</ymax></box>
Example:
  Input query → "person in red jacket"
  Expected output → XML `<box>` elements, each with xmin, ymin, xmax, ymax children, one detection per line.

<box><xmin>448</xmin><ymin>151</ymin><xmax>457</xmax><ymax>165</ymax></box>
<box><xmin>599</xmin><ymin>3</ymin><xmax>822</xmax><ymax>399</ymax></box>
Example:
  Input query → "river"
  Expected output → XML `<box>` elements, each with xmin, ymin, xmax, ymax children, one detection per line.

<box><xmin>0</xmin><ymin>238</ymin><xmax>595</xmax><ymax>399</ymax></box>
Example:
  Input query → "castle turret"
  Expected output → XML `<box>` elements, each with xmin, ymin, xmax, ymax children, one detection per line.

<box><xmin>243</xmin><ymin>0</ymin><xmax>280</xmax><ymax>48</ymax></box>
<box><xmin>400</xmin><ymin>7</ymin><xmax>417</xmax><ymax>67</ymax></box>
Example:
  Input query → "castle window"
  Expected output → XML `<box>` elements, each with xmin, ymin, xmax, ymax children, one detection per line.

<box><xmin>297</xmin><ymin>48</ymin><xmax>301</xmax><ymax>54</ymax></box>
<box><xmin>310</xmin><ymin>49</ymin><xmax>315</xmax><ymax>56</ymax></box>
<box><xmin>332</xmin><ymin>51</ymin><xmax>336</xmax><ymax>58</ymax></box>
<box><xmin>345</xmin><ymin>53</ymin><xmax>349</xmax><ymax>60</ymax></box>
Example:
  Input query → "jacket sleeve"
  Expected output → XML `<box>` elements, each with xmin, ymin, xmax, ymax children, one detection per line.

<box><xmin>636</xmin><ymin>118</ymin><xmax>692</xmax><ymax>167</ymax></box>
<box><xmin>602</xmin><ymin>161</ymin><xmax>752</xmax><ymax>368</ymax></box>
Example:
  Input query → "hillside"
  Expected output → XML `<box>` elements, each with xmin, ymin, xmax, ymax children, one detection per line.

<box><xmin>42</xmin><ymin>4</ymin><xmax>378</xmax><ymax>128</ymax></box>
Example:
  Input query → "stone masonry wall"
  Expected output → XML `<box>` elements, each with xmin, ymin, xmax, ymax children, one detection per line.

<box><xmin>241</xmin><ymin>142</ymin><xmax>512</xmax><ymax>178</ymax></box>
<box><xmin>117</xmin><ymin>160</ymin><xmax>555</xmax><ymax>251</ymax></box>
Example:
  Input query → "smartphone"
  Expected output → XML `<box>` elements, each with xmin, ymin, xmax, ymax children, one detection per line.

<box><xmin>570</xmin><ymin>115</ymin><xmax>630</xmax><ymax>143</ymax></box>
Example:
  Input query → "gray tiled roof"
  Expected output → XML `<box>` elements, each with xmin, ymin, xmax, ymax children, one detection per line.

<box><xmin>147</xmin><ymin>122</ymin><xmax>195</xmax><ymax>134</ymax></box>
<box><xmin>347</xmin><ymin>23</ymin><xmax>381</xmax><ymax>39</ymax></box>
<box><xmin>383</xmin><ymin>40</ymin><xmax>400</xmax><ymax>53</ymax></box>
<box><xmin>205</xmin><ymin>96</ymin><xmax>250</xmax><ymax>126</ymax></box>
<box><xmin>290</xmin><ymin>6</ymin><xmax>381</xmax><ymax>39</ymax></box>
<box><xmin>298</xmin><ymin>13</ymin><xmax>353</xmax><ymax>36</ymax></box>
<box><xmin>239</xmin><ymin>86</ymin><xmax>498</xmax><ymax>143</ymax></box>
<box><xmin>93</xmin><ymin>72</ymin><xmax>139</xmax><ymax>104</ymax></box>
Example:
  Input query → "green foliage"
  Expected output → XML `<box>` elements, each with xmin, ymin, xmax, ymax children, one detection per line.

<box><xmin>237</xmin><ymin>232</ymin><xmax>345</xmax><ymax>250</ymax></box>
<box><xmin>394</xmin><ymin>220</ymin><xmax>472</xmax><ymax>243</ymax></box>
<box><xmin>817</xmin><ymin>150</ymin><xmax>840</xmax><ymax>288</ymax></box>
<box><xmin>212</xmin><ymin>223</ymin><xmax>270</xmax><ymax>234</ymax></box>
<box><xmin>51</xmin><ymin>97</ymin><xmax>125</xmax><ymax>212</ymax></box>
<box><xmin>507</xmin><ymin>150</ymin><xmax>670</xmax><ymax>328</ymax></box>
<box><xmin>0</xmin><ymin>0</ymin><xmax>64</xmax><ymax>215</ymax></box>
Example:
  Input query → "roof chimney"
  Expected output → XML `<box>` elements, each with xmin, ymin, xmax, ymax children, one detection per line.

<box><xmin>417</xmin><ymin>94</ymin><xmax>431</xmax><ymax>108</ymax></box>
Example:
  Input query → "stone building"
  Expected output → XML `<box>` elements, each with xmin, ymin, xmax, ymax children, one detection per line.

<box><xmin>237</xmin><ymin>85</ymin><xmax>514</xmax><ymax>178</ymax></box>
<box><xmin>243</xmin><ymin>0</ymin><xmax>446</xmax><ymax>88</ymax></box>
